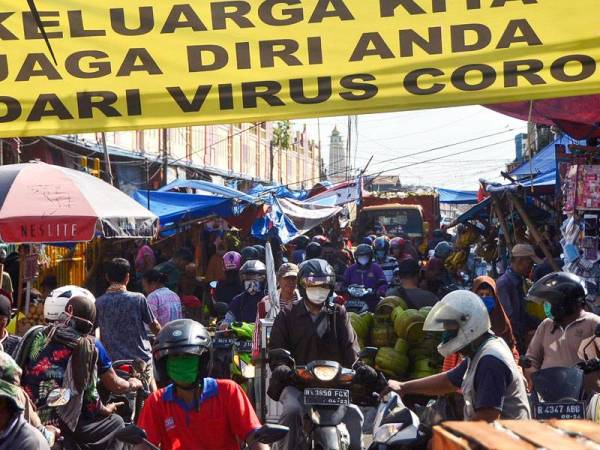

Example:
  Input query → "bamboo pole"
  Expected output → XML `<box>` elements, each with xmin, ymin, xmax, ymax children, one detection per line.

<box><xmin>507</xmin><ymin>192</ymin><xmax>560</xmax><ymax>271</ymax></box>
<box><xmin>491</xmin><ymin>195</ymin><xmax>514</xmax><ymax>249</ymax></box>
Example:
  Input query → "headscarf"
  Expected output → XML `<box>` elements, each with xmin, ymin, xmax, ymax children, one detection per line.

<box><xmin>472</xmin><ymin>276</ymin><xmax>517</xmax><ymax>352</ymax></box>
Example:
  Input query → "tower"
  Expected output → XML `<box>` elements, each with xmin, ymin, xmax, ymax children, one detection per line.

<box><xmin>328</xmin><ymin>126</ymin><xmax>346</xmax><ymax>181</ymax></box>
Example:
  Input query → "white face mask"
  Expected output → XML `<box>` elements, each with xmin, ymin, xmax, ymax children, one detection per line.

<box><xmin>305</xmin><ymin>287</ymin><xmax>330</xmax><ymax>305</ymax></box>
<box><xmin>244</xmin><ymin>280</ymin><xmax>261</xmax><ymax>295</ymax></box>
<box><xmin>357</xmin><ymin>256</ymin><xmax>370</xmax><ymax>266</ymax></box>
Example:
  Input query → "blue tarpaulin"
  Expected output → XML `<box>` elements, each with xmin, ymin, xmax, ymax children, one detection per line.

<box><xmin>134</xmin><ymin>190</ymin><xmax>233</xmax><ymax>228</ymax></box>
<box><xmin>248</xmin><ymin>184</ymin><xmax>307</xmax><ymax>201</ymax></box>
<box><xmin>437</xmin><ymin>188</ymin><xmax>478</xmax><ymax>204</ymax></box>
<box><xmin>159</xmin><ymin>179</ymin><xmax>258</xmax><ymax>203</ymax></box>
<box><xmin>511</xmin><ymin>135</ymin><xmax>583</xmax><ymax>177</ymax></box>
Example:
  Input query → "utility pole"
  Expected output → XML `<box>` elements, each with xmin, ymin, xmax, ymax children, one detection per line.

<box><xmin>145</xmin><ymin>158</ymin><xmax>150</xmax><ymax>210</ymax></box>
<box><xmin>269</xmin><ymin>140</ymin><xmax>274</xmax><ymax>182</ymax></box>
<box><xmin>162</xmin><ymin>128</ymin><xmax>169</xmax><ymax>186</ymax></box>
<box><xmin>346</xmin><ymin>116</ymin><xmax>352</xmax><ymax>181</ymax></box>
<box><xmin>0</xmin><ymin>139</ymin><xmax>3</xmax><ymax>166</ymax></box>
<box><xmin>100</xmin><ymin>132</ymin><xmax>114</xmax><ymax>185</ymax></box>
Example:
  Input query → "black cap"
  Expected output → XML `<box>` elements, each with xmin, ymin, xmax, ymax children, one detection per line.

<box><xmin>396</xmin><ymin>258</ymin><xmax>420</xmax><ymax>277</ymax></box>
<box><xmin>0</xmin><ymin>295</ymin><xmax>10</xmax><ymax>318</ymax></box>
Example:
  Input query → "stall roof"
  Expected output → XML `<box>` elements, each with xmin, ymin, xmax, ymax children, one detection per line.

<box><xmin>159</xmin><ymin>179</ymin><xmax>258</xmax><ymax>203</ymax></box>
<box><xmin>437</xmin><ymin>188</ymin><xmax>478</xmax><ymax>204</ymax></box>
<box><xmin>510</xmin><ymin>135</ymin><xmax>581</xmax><ymax>177</ymax></box>
<box><xmin>248</xmin><ymin>184</ymin><xmax>307</xmax><ymax>201</ymax></box>
<box><xmin>453</xmin><ymin>197</ymin><xmax>491</xmax><ymax>224</ymax></box>
<box><xmin>133</xmin><ymin>190</ymin><xmax>233</xmax><ymax>228</ymax></box>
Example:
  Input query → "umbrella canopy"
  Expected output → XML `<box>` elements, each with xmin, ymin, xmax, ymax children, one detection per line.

<box><xmin>0</xmin><ymin>162</ymin><xmax>158</xmax><ymax>243</ymax></box>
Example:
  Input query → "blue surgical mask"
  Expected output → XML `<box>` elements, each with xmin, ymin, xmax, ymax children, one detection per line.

<box><xmin>357</xmin><ymin>256</ymin><xmax>370</xmax><ymax>266</ymax></box>
<box><xmin>244</xmin><ymin>280</ymin><xmax>262</xmax><ymax>295</ymax></box>
<box><xmin>481</xmin><ymin>296</ymin><xmax>495</xmax><ymax>313</ymax></box>
<box><xmin>544</xmin><ymin>301</ymin><xmax>553</xmax><ymax>319</ymax></box>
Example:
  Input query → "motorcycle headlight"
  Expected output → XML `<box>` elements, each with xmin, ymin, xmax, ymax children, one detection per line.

<box><xmin>241</xmin><ymin>362</ymin><xmax>256</xmax><ymax>379</ymax></box>
<box><xmin>313</xmin><ymin>365</ymin><xmax>338</xmax><ymax>382</ymax></box>
<box><xmin>373</xmin><ymin>424</ymin><xmax>401</xmax><ymax>443</ymax></box>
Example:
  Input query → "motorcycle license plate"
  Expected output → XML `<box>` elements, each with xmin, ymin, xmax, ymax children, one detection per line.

<box><xmin>213</xmin><ymin>337</ymin><xmax>235</xmax><ymax>349</ymax></box>
<box><xmin>346</xmin><ymin>300</ymin><xmax>366</xmax><ymax>311</ymax></box>
<box><xmin>534</xmin><ymin>401</ymin><xmax>585</xmax><ymax>420</ymax></box>
<box><xmin>304</xmin><ymin>388</ymin><xmax>350</xmax><ymax>406</ymax></box>
<box><xmin>237</xmin><ymin>340</ymin><xmax>253</xmax><ymax>353</ymax></box>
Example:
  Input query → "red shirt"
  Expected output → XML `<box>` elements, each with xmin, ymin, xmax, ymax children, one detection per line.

<box><xmin>138</xmin><ymin>378</ymin><xmax>261</xmax><ymax>450</ymax></box>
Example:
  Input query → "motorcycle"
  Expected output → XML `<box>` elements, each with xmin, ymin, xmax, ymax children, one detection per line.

<box><xmin>521</xmin><ymin>323</ymin><xmax>600</xmax><ymax>420</ymax></box>
<box><xmin>99</xmin><ymin>358</ymin><xmax>151</xmax><ymax>423</ymax></box>
<box><xmin>268</xmin><ymin>348</ymin><xmax>379</xmax><ymax>450</ymax></box>
<box><xmin>212</xmin><ymin>319</ymin><xmax>256</xmax><ymax>397</ymax></box>
<box><xmin>368</xmin><ymin>392</ymin><xmax>429</xmax><ymax>450</ymax></box>
<box><xmin>114</xmin><ymin>423</ymin><xmax>289</xmax><ymax>450</ymax></box>
<box><xmin>344</xmin><ymin>285</ymin><xmax>372</xmax><ymax>314</ymax></box>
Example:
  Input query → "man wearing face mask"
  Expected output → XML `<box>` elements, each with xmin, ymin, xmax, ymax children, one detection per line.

<box><xmin>268</xmin><ymin>259</ymin><xmax>377</xmax><ymax>450</ymax></box>
<box><xmin>525</xmin><ymin>272</ymin><xmax>600</xmax><ymax>394</ymax></box>
<box><xmin>373</xmin><ymin>236</ymin><xmax>398</xmax><ymax>284</ymax></box>
<box><xmin>137</xmin><ymin>319</ymin><xmax>266</xmax><ymax>450</ymax></box>
<box><xmin>224</xmin><ymin>260</ymin><xmax>267</xmax><ymax>326</ymax></box>
<box><xmin>384</xmin><ymin>290</ymin><xmax>530</xmax><ymax>422</ymax></box>
<box><xmin>343</xmin><ymin>244</ymin><xmax>388</xmax><ymax>311</ymax></box>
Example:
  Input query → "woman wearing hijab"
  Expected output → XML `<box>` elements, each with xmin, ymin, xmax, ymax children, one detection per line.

<box><xmin>442</xmin><ymin>276</ymin><xmax>519</xmax><ymax>371</ymax></box>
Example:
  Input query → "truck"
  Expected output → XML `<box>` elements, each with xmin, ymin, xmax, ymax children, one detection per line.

<box><xmin>353</xmin><ymin>191</ymin><xmax>441</xmax><ymax>249</ymax></box>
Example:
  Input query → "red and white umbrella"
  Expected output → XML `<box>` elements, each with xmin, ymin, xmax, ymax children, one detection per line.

<box><xmin>0</xmin><ymin>162</ymin><xmax>158</xmax><ymax>243</ymax></box>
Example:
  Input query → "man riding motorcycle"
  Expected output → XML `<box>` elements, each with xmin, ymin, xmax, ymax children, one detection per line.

<box><xmin>525</xmin><ymin>272</ymin><xmax>600</xmax><ymax>393</ymax></box>
<box><xmin>268</xmin><ymin>259</ymin><xmax>378</xmax><ymax>450</ymax></box>
<box><xmin>224</xmin><ymin>260</ymin><xmax>267</xmax><ymax>326</ymax></box>
<box><xmin>343</xmin><ymin>244</ymin><xmax>388</xmax><ymax>311</ymax></box>
<box><xmin>373</xmin><ymin>236</ymin><xmax>398</xmax><ymax>284</ymax></box>
<box><xmin>384</xmin><ymin>290</ymin><xmax>530</xmax><ymax>422</ymax></box>
<box><xmin>20</xmin><ymin>294</ymin><xmax>127</xmax><ymax>449</ymax></box>
<box><xmin>137</xmin><ymin>319</ymin><xmax>267</xmax><ymax>450</ymax></box>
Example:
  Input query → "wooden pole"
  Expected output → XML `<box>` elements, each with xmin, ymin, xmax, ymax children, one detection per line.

<box><xmin>491</xmin><ymin>195</ymin><xmax>514</xmax><ymax>249</ymax></box>
<box><xmin>507</xmin><ymin>192</ymin><xmax>560</xmax><ymax>271</ymax></box>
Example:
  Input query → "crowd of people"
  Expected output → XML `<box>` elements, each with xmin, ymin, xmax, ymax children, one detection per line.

<box><xmin>0</xmin><ymin>226</ymin><xmax>597</xmax><ymax>450</ymax></box>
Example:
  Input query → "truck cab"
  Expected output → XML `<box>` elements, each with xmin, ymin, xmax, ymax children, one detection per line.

<box><xmin>356</xmin><ymin>204</ymin><xmax>426</xmax><ymax>242</ymax></box>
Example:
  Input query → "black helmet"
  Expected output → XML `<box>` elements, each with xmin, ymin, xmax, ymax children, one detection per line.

<box><xmin>153</xmin><ymin>319</ymin><xmax>212</xmax><ymax>385</ymax></box>
<box><xmin>527</xmin><ymin>272</ymin><xmax>587</xmax><ymax>320</ymax></box>
<box><xmin>293</xmin><ymin>235</ymin><xmax>310</xmax><ymax>250</ymax></box>
<box><xmin>354</xmin><ymin>244</ymin><xmax>373</xmax><ymax>262</ymax></box>
<box><xmin>305</xmin><ymin>242</ymin><xmax>322</xmax><ymax>259</ymax></box>
<box><xmin>240</xmin><ymin>246</ymin><xmax>260</xmax><ymax>263</ymax></box>
<box><xmin>239</xmin><ymin>260</ymin><xmax>267</xmax><ymax>281</ymax></box>
<box><xmin>252</xmin><ymin>244</ymin><xmax>266</xmax><ymax>262</ymax></box>
<box><xmin>298</xmin><ymin>258</ymin><xmax>335</xmax><ymax>300</ymax></box>
<box><xmin>373</xmin><ymin>236</ymin><xmax>390</xmax><ymax>253</ymax></box>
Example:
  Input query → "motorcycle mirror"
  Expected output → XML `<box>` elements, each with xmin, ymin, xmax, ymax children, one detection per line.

<box><xmin>213</xmin><ymin>302</ymin><xmax>229</xmax><ymax>319</ymax></box>
<box><xmin>247</xmin><ymin>424</ymin><xmax>289</xmax><ymax>446</ymax></box>
<box><xmin>209</xmin><ymin>281</ymin><xmax>218</xmax><ymax>289</ymax></box>
<box><xmin>46</xmin><ymin>388</ymin><xmax>71</xmax><ymax>407</ymax></box>
<box><xmin>358</xmin><ymin>347</ymin><xmax>378</xmax><ymax>360</ymax></box>
<box><xmin>268</xmin><ymin>348</ymin><xmax>295</xmax><ymax>369</ymax></box>
<box><xmin>594</xmin><ymin>324</ymin><xmax>600</xmax><ymax>338</ymax></box>
<box><xmin>115</xmin><ymin>424</ymin><xmax>148</xmax><ymax>445</ymax></box>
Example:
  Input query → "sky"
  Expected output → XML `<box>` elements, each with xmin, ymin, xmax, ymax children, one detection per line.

<box><xmin>292</xmin><ymin>105</ymin><xmax>528</xmax><ymax>191</ymax></box>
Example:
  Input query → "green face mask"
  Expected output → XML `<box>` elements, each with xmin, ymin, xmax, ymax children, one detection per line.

<box><xmin>544</xmin><ymin>301</ymin><xmax>553</xmax><ymax>319</ymax></box>
<box><xmin>166</xmin><ymin>355</ymin><xmax>200</xmax><ymax>386</ymax></box>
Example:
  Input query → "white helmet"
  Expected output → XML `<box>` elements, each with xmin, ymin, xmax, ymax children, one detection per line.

<box><xmin>423</xmin><ymin>290</ymin><xmax>490</xmax><ymax>357</ymax></box>
<box><xmin>44</xmin><ymin>285</ymin><xmax>95</xmax><ymax>322</ymax></box>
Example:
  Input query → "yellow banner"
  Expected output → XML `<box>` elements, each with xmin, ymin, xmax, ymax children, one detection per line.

<box><xmin>0</xmin><ymin>0</ymin><xmax>599</xmax><ymax>137</ymax></box>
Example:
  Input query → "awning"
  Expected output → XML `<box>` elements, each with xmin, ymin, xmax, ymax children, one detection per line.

<box><xmin>252</xmin><ymin>197</ymin><xmax>341</xmax><ymax>243</ymax></box>
<box><xmin>159</xmin><ymin>179</ymin><xmax>258</xmax><ymax>203</ymax></box>
<box><xmin>248</xmin><ymin>184</ymin><xmax>307</xmax><ymax>201</ymax></box>
<box><xmin>437</xmin><ymin>188</ymin><xmax>478</xmax><ymax>204</ymax></box>
<box><xmin>306</xmin><ymin>179</ymin><xmax>361</xmax><ymax>207</ymax></box>
<box><xmin>510</xmin><ymin>135</ymin><xmax>583</xmax><ymax>178</ymax></box>
<box><xmin>453</xmin><ymin>197</ymin><xmax>492</xmax><ymax>225</ymax></box>
<box><xmin>488</xmin><ymin>95</ymin><xmax>600</xmax><ymax>139</ymax></box>
<box><xmin>133</xmin><ymin>190</ymin><xmax>233</xmax><ymax>229</ymax></box>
